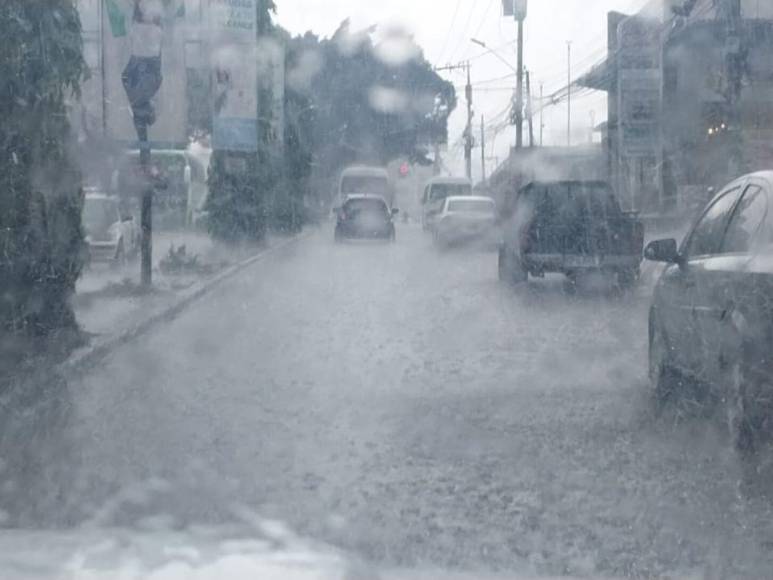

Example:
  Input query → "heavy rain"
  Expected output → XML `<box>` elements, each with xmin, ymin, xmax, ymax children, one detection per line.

<box><xmin>1</xmin><ymin>0</ymin><xmax>773</xmax><ymax>578</ymax></box>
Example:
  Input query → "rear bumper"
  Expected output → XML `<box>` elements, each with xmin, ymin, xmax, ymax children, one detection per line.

<box><xmin>337</xmin><ymin>224</ymin><xmax>393</xmax><ymax>239</ymax></box>
<box><xmin>437</xmin><ymin>221</ymin><xmax>497</xmax><ymax>240</ymax></box>
<box><xmin>438</xmin><ymin>230</ymin><xmax>499</xmax><ymax>247</ymax></box>
<box><xmin>524</xmin><ymin>253</ymin><xmax>641</xmax><ymax>273</ymax></box>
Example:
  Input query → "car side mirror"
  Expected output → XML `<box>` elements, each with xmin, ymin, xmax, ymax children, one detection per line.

<box><xmin>644</xmin><ymin>238</ymin><xmax>680</xmax><ymax>264</ymax></box>
<box><xmin>391</xmin><ymin>208</ymin><xmax>400</xmax><ymax>215</ymax></box>
<box><xmin>121</xmin><ymin>215</ymin><xmax>134</xmax><ymax>223</ymax></box>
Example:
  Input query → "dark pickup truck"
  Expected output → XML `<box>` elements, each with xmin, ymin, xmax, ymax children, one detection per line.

<box><xmin>498</xmin><ymin>180</ymin><xmax>644</xmax><ymax>287</ymax></box>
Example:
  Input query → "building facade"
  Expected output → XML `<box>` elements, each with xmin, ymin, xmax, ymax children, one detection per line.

<box><xmin>580</xmin><ymin>0</ymin><xmax>773</xmax><ymax>216</ymax></box>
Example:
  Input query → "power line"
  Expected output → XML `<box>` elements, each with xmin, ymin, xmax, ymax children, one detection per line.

<box><xmin>448</xmin><ymin>0</ymin><xmax>482</xmax><ymax>63</ymax></box>
<box><xmin>438</xmin><ymin>0</ymin><xmax>465</xmax><ymax>64</ymax></box>
<box><xmin>471</xmin><ymin>0</ymin><xmax>498</xmax><ymax>43</ymax></box>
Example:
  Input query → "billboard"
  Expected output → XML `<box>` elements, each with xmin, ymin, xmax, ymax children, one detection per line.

<box><xmin>102</xmin><ymin>0</ymin><xmax>188</xmax><ymax>149</ymax></box>
<box><xmin>617</xmin><ymin>17</ymin><xmax>661</xmax><ymax>156</ymax></box>
<box><xmin>208</xmin><ymin>0</ymin><xmax>258</xmax><ymax>152</ymax></box>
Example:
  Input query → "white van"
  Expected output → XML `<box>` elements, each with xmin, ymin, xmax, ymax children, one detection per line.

<box><xmin>337</xmin><ymin>166</ymin><xmax>394</xmax><ymax>207</ymax></box>
<box><xmin>421</xmin><ymin>177</ymin><xmax>473</xmax><ymax>231</ymax></box>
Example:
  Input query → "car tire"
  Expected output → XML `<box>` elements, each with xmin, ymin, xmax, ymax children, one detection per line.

<box><xmin>648</xmin><ymin>314</ymin><xmax>685</xmax><ymax>411</ymax></box>
<box><xmin>498</xmin><ymin>246</ymin><xmax>527</xmax><ymax>284</ymax></box>
<box><xmin>725</xmin><ymin>361</ymin><xmax>756</xmax><ymax>459</ymax></box>
<box><xmin>723</xmin><ymin>339</ymin><xmax>769</xmax><ymax>471</ymax></box>
<box><xmin>618</xmin><ymin>268</ymin><xmax>639</xmax><ymax>290</ymax></box>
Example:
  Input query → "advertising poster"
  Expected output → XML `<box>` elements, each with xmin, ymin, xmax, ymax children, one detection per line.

<box><xmin>208</xmin><ymin>0</ymin><xmax>259</xmax><ymax>152</ymax></box>
<box><xmin>103</xmin><ymin>0</ymin><xmax>188</xmax><ymax>148</ymax></box>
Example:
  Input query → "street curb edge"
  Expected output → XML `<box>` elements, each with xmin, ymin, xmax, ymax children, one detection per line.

<box><xmin>59</xmin><ymin>233</ymin><xmax>310</xmax><ymax>379</ymax></box>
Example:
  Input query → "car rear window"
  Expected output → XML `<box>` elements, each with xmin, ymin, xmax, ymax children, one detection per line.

<box><xmin>447</xmin><ymin>199</ymin><xmax>495</xmax><ymax>213</ymax></box>
<box><xmin>430</xmin><ymin>183</ymin><xmax>472</xmax><ymax>200</ymax></box>
<box><xmin>341</xmin><ymin>176</ymin><xmax>389</xmax><ymax>196</ymax></box>
<box><xmin>344</xmin><ymin>199</ymin><xmax>388</xmax><ymax>213</ymax></box>
<box><xmin>521</xmin><ymin>183</ymin><xmax>621</xmax><ymax>224</ymax></box>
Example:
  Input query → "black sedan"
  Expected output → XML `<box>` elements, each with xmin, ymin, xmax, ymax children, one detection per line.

<box><xmin>646</xmin><ymin>171</ymin><xmax>773</xmax><ymax>461</ymax></box>
<box><xmin>334</xmin><ymin>195</ymin><xmax>397</xmax><ymax>242</ymax></box>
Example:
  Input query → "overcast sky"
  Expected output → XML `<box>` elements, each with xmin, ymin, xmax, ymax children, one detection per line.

<box><xmin>275</xmin><ymin>0</ymin><xmax>651</xmax><ymax>179</ymax></box>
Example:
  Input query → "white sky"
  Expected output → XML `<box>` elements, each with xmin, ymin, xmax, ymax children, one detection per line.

<box><xmin>275</xmin><ymin>0</ymin><xmax>652</xmax><ymax>180</ymax></box>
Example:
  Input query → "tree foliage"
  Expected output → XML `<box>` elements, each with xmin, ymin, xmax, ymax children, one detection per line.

<box><xmin>290</xmin><ymin>22</ymin><xmax>456</xmax><ymax>182</ymax></box>
<box><xmin>0</xmin><ymin>0</ymin><xmax>87</xmax><ymax>360</ymax></box>
<box><xmin>207</xmin><ymin>10</ymin><xmax>456</xmax><ymax>241</ymax></box>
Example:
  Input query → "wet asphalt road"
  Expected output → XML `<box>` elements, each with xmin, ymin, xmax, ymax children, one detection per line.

<box><xmin>10</xmin><ymin>225</ymin><xmax>773</xmax><ymax>577</ymax></box>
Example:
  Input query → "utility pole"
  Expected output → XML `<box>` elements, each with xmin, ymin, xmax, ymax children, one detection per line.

<box><xmin>434</xmin><ymin>61</ymin><xmax>475</xmax><ymax>179</ymax></box>
<box><xmin>539</xmin><ymin>82</ymin><xmax>544</xmax><ymax>146</ymax></box>
<box><xmin>465</xmin><ymin>62</ymin><xmax>474</xmax><ymax>179</ymax></box>
<box><xmin>480</xmin><ymin>115</ymin><xmax>486</xmax><ymax>183</ymax></box>
<box><xmin>526</xmin><ymin>69</ymin><xmax>535</xmax><ymax>147</ymax></box>
<box><xmin>501</xmin><ymin>1</ymin><xmax>527</xmax><ymax>148</ymax></box>
<box><xmin>724</xmin><ymin>0</ymin><xmax>744</xmax><ymax>176</ymax></box>
<box><xmin>515</xmin><ymin>19</ymin><xmax>525</xmax><ymax>149</ymax></box>
<box><xmin>567</xmin><ymin>41</ymin><xmax>572</xmax><ymax>147</ymax></box>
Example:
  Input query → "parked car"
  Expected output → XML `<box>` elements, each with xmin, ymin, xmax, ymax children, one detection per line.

<box><xmin>421</xmin><ymin>177</ymin><xmax>473</xmax><ymax>232</ymax></box>
<box><xmin>433</xmin><ymin>196</ymin><xmax>497</xmax><ymax>247</ymax></box>
<box><xmin>646</xmin><ymin>171</ymin><xmax>773</xmax><ymax>460</ymax></box>
<box><xmin>498</xmin><ymin>180</ymin><xmax>644</xmax><ymax>287</ymax></box>
<box><xmin>82</xmin><ymin>190</ymin><xmax>140</xmax><ymax>265</ymax></box>
<box><xmin>334</xmin><ymin>195</ymin><xmax>398</xmax><ymax>242</ymax></box>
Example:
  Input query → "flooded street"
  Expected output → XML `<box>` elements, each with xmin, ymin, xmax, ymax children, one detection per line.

<box><xmin>5</xmin><ymin>226</ymin><xmax>766</xmax><ymax>577</ymax></box>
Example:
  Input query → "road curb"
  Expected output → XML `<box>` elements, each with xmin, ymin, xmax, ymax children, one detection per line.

<box><xmin>59</xmin><ymin>233</ymin><xmax>309</xmax><ymax>379</ymax></box>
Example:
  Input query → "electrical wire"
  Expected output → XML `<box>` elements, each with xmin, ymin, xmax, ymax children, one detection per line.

<box><xmin>438</xmin><ymin>0</ymin><xmax>465</xmax><ymax>65</ymax></box>
<box><xmin>448</xmin><ymin>0</ymin><xmax>482</xmax><ymax>63</ymax></box>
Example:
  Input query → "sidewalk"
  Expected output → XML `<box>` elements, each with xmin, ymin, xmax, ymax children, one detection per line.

<box><xmin>73</xmin><ymin>230</ymin><xmax>266</xmax><ymax>338</ymax></box>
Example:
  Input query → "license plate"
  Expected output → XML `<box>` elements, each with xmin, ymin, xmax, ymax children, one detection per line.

<box><xmin>565</xmin><ymin>255</ymin><xmax>601</xmax><ymax>267</ymax></box>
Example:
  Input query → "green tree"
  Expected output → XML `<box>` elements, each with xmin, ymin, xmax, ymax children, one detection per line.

<box><xmin>288</xmin><ymin>21</ymin><xmax>456</xmax><ymax>195</ymax></box>
<box><xmin>206</xmin><ymin>0</ymin><xmax>277</xmax><ymax>242</ymax></box>
<box><xmin>0</xmin><ymin>0</ymin><xmax>87</xmax><ymax>366</ymax></box>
